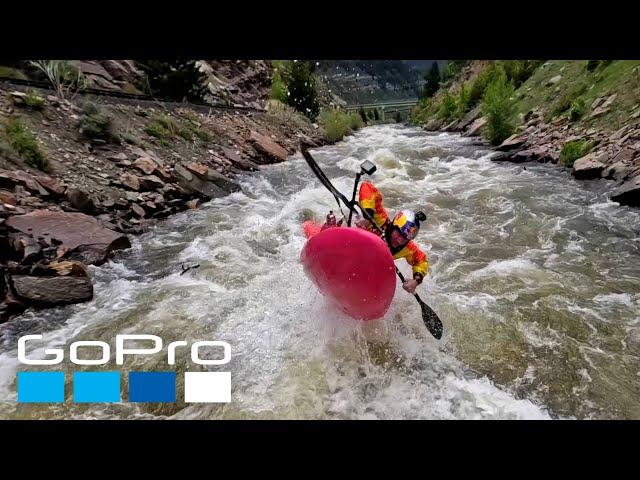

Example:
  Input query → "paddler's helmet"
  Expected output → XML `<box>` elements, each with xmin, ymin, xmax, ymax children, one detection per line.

<box><xmin>391</xmin><ymin>210</ymin><xmax>426</xmax><ymax>241</ymax></box>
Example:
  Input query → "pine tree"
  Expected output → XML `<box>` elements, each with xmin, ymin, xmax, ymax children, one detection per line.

<box><xmin>285</xmin><ymin>61</ymin><xmax>320</xmax><ymax>120</ymax></box>
<box><xmin>421</xmin><ymin>61</ymin><xmax>441</xmax><ymax>99</ymax></box>
<box><xmin>138</xmin><ymin>60</ymin><xmax>209</xmax><ymax>102</ymax></box>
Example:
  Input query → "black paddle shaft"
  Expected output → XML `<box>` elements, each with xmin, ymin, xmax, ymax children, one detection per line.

<box><xmin>300</xmin><ymin>142</ymin><xmax>443</xmax><ymax>340</ymax></box>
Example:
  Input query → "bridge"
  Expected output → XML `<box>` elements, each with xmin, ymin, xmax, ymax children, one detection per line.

<box><xmin>344</xmin><ymin>99</ymin><xmax>419</xmax><ymax>121</ymax></box>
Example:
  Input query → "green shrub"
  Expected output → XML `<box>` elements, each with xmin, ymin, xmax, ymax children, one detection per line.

<box><xmin>270</xmin><ymin>68</ymin><xmax>288</xmax><ymax>103</ymax></box>
<box><xmin>24</xmin><ymin>89</ymin><xmax>45</xmax><ymax>110</ymax></box>
<box><xmin>437</xmin><ymin>92</ymin><xmax>457</xmax><ymax>120</ymax></box>
<box><xmin>29</xmin><ymin>60</ymin><xmax>87</xmax><ymax>99</ymax></box>
<box><xmin>456</xmin><ymin>84</ymin><xmax>472</xmax><ymax>118</ymax></box>
<box><xmin>569</xmin><ymin>99</ymin><xmax>586</xmax><ymax>121</ymax></box>
<box><xmin>547</xmin><ymin>82</ymin><xmax>588</xmax><ymax>121</ymax></box>
<box><xmin>319</xmin><ymin>109</ymin><xmax>362</xmax><ymax>142</ymax></box>
<box><xmin>559</xmin><ymin>140</ymin><xmax>593</xmax><ymax>167</ymax></box>
<box><xmin>499</xmin><ymin>60</ymin><xmax>543</xmax><ymax>87</ymax></box>
<box><xmin>178</xmin><ymin>128</ymin><xmax>193</xmax><ymax>141</ymax></box>
<box><xmin>0</xmin><ymin>65</ymin><xmax>29</xmax><ymax>80</ymax></box>
<box><xmin>145</xmin><ymin>121</ymin><xmax>170</xmax><ymax>139</ymax></box>
<box><xmin>348</xmin><ymin>112</ymin><xmax>363</xmax><ymax>130</ymax></box>
<box><xmin>193</xmin><ymin>128</ymin><xmax>210</xmax><ymax>142</ymax></box>
<box><xmin>270</xmin><ymin>60</ymin><xmax>320</xmax><ymax>120</ymax></box>
<box><xmin>481</xmin><ymin>69</ymin><xmax>516</xmax><ymax>145</ymax></box>
<box><xmin>79</xmin><ymin>102</ymin><xmax>116</xmax><ymax>141</ymax></box>
<box><xmin>443</xmin><ymin>60</ymin><xmax>467</xmax><ymax>82</ymax></box>
<box><xmin>138</xmin><ymin>60</ymin><xmax>209</xmax><ymax>102</ymax></box>
<box><xmin>4</xmin><ymin>118</ymin><xmax>49</xmax><ymax>171</ymax></box>
<box><xmin>468</xmin><ymin>63</ymin><xmax>499</xmax><ymax>106</ymax></box>
<box><xmin>145</xmin><ymin>114</ymin><xmax>181</xmax><ymax>140</ymax></box>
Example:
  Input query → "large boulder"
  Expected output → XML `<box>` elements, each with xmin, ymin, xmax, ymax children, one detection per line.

<box><xmin>0</xmin><ymin>169</ymin><xmax>49</xmax><ymax>197</ymax></box>
<box><xmin>496</xmin><ymin>134</ymin><xmax>528</xmax><ymax>152</ymax></box>
<box><xmin>464</xmin><ymin>117</ymin><xmax>487</xmax><ymax>137</ymax></box>
<box><xmin>221</xmin><ymin>147</ymin><xmax>260</xmax><ymax>171</ymax></box>
<box><xmin>5</xmin><ymin>210</ymin><xmax>130</xmax><ymax>265</ymax></box>
<box><xmin>249</xmin><ymin>130</ymin><xmax>289</xmax><ymax>163</ymax></box>
<box><xmin>589</xmin><ymin>94</ymin><xmax>617</xmax><ymax>118</ymax></box>
<box><xmin>602</xmin><ymin>161</ymin><xmax>633</xmax><ymax>181</ymax></box>
<box><xmin>10</xmin><ymin>275</ymin><xmax>93</xmax><ymax>307</ymax></box>
<box><xmin>424</xmin><ymin>118</ymin><xmax>443</xmax><ymax>131</ymax></box>
<box><xmin>458</xmin><ymin>105</ymin><xmax>483</xmax><ymax>131</ymax></box>
<box><xmin>174</xmin><ymin>164</ymin><xmax>228</xmax><ymax>199</ymax></box>
<box><xmin>66</xmin><ymin>188</ymin><xmax>96</xmax><ymax>214</ymax></box>
<box><xmin>186</xmin><ymin>162</ymin><xmax>239</xmax><ymax>193</ymax></box>
<box><xmin>610</xmin><ymin>175</ymin><xmax>640</xmax><ymax>207</ymax></box>
<box><xmin>572</xmin><ymin>152</ymin><xmax>606</xmax><ymax>180</ymax></box>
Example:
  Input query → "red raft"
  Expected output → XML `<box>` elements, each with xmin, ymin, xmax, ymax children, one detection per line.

<box><xmin>300</xmin><ymin>221</ymin><xmax>396</xmax><ymax>320</ymax></box>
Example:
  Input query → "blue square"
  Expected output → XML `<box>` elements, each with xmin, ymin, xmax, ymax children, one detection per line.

<box><xmin>129</xmin><ymin>372</ymin><xmax>176</xmax><ymax>402</ymax></box>
<box><xmin>17</xmin><ymin>372</ymin><xmax>65</xmax><ymax>403</ymax></box>
<box><xmin>73</xmin><ymin>372</ymin><xmax>121</xmax><ymax>403</ymax></box>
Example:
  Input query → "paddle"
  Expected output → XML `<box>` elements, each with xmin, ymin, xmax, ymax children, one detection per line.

<box><xmin>300</xmin><ymin>142</ymin><xmax>443</xmax><ymax>340</ymax></box>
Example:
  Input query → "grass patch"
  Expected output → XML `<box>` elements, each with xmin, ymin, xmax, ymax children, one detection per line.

<box><xmin>559</xmin><ymin>140</ymin><xmax>593</xmax><ymax>167</ymax></box>
<box><xmin>145</xmin><ymin>114</ymin><xmax>179</xmax><ymax>140</ymax></box>
<box><xmin>318</xmin><ymin>109</ymin><xmax>363</xmax><ymax>142</ymax></box>
<box><xmin>24</xmin><ymin>89</ymin><xmax>45</xmax><ymax>110</ymax></box>
<box><xmin>145</xmin><ymin>114</ymin><xmax>207</xmax><ymax>144</ymax></box>
<box><xmin>122</xmin><ymin>132</ymin><xmax>143</xmax><ymax>146</ymax></box>
<box><xmin>4</xmin><ymin>117</ymin><xmax>49</xmax><ymax>171</ymax></box>
<box><xmin>265</xmin><ymin>99</ymin><xmax>314</xmax><ymax>131</ymax></box>
<box><xmin>0</xmin><ymin>65</ymin><xmax>29</xmax><ymax>80</ymax></box>
<box><xmin>515</xmin><ymin>60</ymin><xmax>640</xmax><ymax>131</ymax></box>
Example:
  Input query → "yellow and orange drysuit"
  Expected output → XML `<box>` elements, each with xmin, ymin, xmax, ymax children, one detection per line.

<box><xmin>358</xmin><ymin>182</ymin><xmax>429</xmax><ymax>282</ymax></box>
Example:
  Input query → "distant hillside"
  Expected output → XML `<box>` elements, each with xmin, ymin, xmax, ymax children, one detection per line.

<box><xmin>315</xmin><ymin>60</ymin><xmax>443</xmax><ymax>104</ymax></box>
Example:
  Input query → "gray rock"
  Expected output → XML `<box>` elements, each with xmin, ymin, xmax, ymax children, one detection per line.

<box><xmin>496</xmin><ymin>134</ymin><xmax>528</xmax><ymax>152</ymax></box>
<box><xmin>458</xmin><ymin>105</ymin><xmax>483</xmax><ymax>130</ymax></box>
<box><xmin>602</xmin><ymin>161</ymin><xmax>631</xmax><ymax>181</ymax></box>
<box><xmin>572</xmin><ymin>153</ymin><xmax>606</xmax><ymax>180</ymax></box>
<box><xmin>174</xmin><ymin>164</ymin><xmax>228</xmax><ymax>199</ymax></box>
<box><xmin>11</xmin><ymin>275</ymin><xmax>93</xmax><ymax>307</ymax></box>
<box><xmin>465</xmin><ymin>117</ymin><xmax>487</xmax><ymax>137</ymax></box>
<box><xmin>611</xmin><ymin>147</ymin><xmax>636</xmax><ymax>164</ymax></box>
<box><xmin>547</xmin><ymin>75</ymin><xmax>562</xmax><ymax>85</ymax></box>
<box><xmin>66</xmin><ymin>188</ymin><xmax>96</xmax><ymax>214</ymax></box>
<box><xmin>610</xmin><ymin>175</ymin><xmax>640</xmax><ymax>207</ymax></box>
<box><xmin>6</xmin><ymin>210</ymin><xmax>130</xmax><ymax>265</ymax></box>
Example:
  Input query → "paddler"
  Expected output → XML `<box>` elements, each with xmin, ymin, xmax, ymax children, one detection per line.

<box><xmin>354</xmin><ymin>182</ymin><xmax>429</xmax><ymax>294</ymax></box>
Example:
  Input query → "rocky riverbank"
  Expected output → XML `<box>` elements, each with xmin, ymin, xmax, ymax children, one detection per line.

<box><xmin>428</xmin><ymin>103</ymin><xmax>640</xmax><ymax>207</ymax></box>
<box><xmin>0</xmin><ymin>84</ymin><xmax>325</xmax><ymax>322</ymax></box>
<box><xmin>416</xmin><ymin>61</ymin><xmax>640</xmax><ymax>208</ymax></box>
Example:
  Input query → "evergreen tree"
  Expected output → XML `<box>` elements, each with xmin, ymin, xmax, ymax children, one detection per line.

<box><xmin>138</xmin><ymin>60</ymin><xmax>209</xmax><ymax>102</ymax></box>
<box><xmin>421</xmin><ymin>61</ymin><xmax>441</xmax><ymax>99</ymax></box>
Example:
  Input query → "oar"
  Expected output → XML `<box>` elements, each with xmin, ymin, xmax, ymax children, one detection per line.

<box><xmin>300</xmin><ymin>142</ymin><xmax>443</xmax><ymax>340</ymax></box>
<box><xmin>393</xmin><ymin>267</ymin><xmax>443</xmax><ymax>339</ymax></box>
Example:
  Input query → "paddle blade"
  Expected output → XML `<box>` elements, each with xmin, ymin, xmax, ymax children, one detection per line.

<box><xmin>418</xmin><ymin>298</ymin><xmax>443</xmax><ymax>340</ymax></box>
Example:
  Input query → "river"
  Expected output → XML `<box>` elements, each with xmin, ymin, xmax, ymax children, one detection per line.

<box><xmin>1</xmin><ymin>124</ymin><xmax>639</xmax><ymax>419</ymax></box>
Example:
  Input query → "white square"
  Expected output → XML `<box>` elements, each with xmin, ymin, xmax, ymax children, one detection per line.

<box><xmin>185</xmin><ymin>372</ymin><xmax>231</xmax><ymax>403</ymax></box>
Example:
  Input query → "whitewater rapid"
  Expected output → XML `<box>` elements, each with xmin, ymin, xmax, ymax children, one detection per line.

<box><xmin>2</xmin><ymin>124</ymin><xmax>639</xmax><ymax>419</ymax></box>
